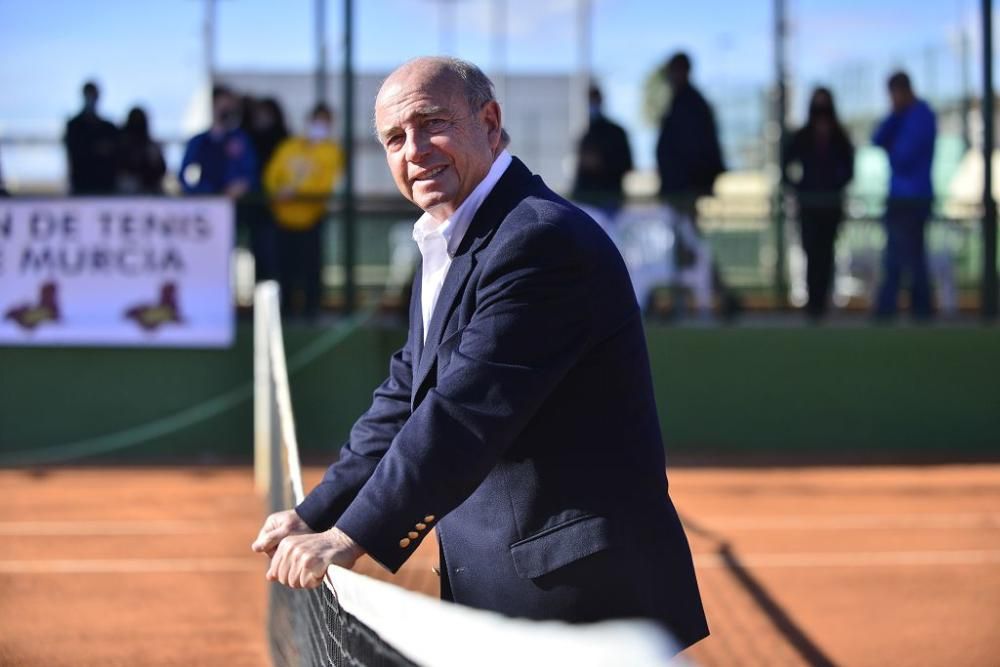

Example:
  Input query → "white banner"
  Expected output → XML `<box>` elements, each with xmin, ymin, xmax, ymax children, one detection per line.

<box><xmin>0</xmin><ymin>198</ymin><xmax>234</xmax><ymax>347</ymax></box>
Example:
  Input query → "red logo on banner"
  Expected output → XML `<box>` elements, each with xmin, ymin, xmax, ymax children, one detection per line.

<box><xmin>124</xmin><ymin>282</ymin><xmax>185</xmax><ymax>331</ymax></box>
<box><xmin>4</xmin><ymin>282</ymin><xmax>61</xmax><ymax>330</ymax></box>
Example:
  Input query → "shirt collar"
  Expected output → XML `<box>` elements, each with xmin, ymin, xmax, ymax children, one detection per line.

<box><xmin>412</xmin><ymin>150</ymin><xmax>513</xmax><ymax>256</ymax></box>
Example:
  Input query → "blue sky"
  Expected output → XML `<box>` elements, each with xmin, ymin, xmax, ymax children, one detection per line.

<box><xmin>0</xmin><ymin>0</ymin><xmax>987</xmax><ymax>178</ymax></box>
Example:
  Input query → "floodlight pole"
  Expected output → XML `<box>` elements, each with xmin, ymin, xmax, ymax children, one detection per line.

<box><xmin>773</xmin><ymin>0</ymin><xmax>789</xmax><ymax>307</ymax></box>
<box><xmin>203</xmin><ymin>0</ymin><xmax>217</xmax><ymax>86</ymax></box>
<box><xmin>492</xmin><ymin>0</ymin><xmax>507</xmax><ymax>104</ymax></box>
<box><xmin>574</xmin><ymin>0</ymin><xmax>592</xmax><ymax>137</ymax></box>
<box><xmin>960</xmin><ymin>26</ymin><xmax>972</xmax><ymax>150</ymax></box>
<box><xmin>982</xmin><ymin>0</ymin><xmax>998</xmax><ymax>320</ymax></box>
<box><xmin>342</xmin><ymin>0</ymin><xmax>356</xmax><ymax>313</ymax></box>
<box><xmin>315</xmin><ymin>0</ymin><xmax>329</xmax><ymax>105</ymax></box>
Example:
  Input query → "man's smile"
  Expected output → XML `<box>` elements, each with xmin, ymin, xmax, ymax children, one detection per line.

<box><xmin>413</xmin><ymin>165</ymin><xmax>448</xmax><ymax>182</ymax></box>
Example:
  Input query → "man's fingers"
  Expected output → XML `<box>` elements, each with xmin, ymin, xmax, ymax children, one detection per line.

<box><xmin>300</xmin><ymin>565</ymin><xmax>323</xmax><ymax>589</ymax></box>
<box><xmin>266</xmin><ymin>539</ymin><xmax>289</xmax><ymax>581</ymax></box>
<box><xmin>276</xmin><ymin>540</ymin><xmax>295</xmax><ymax>587</ymax></box>
<box><xmin>265</xmin><ymin>548</ymin><xmax>279</xmax><ymax>581</ymax></box>
<box><xmin>252</xmin><ymin>511</ymin><xmax>313</xmax><ymax>554</ymax></box>
<box><xmin>252</xmin><ymin>527</ymin><xmax>280</xmax><ymax>553</ymax></box>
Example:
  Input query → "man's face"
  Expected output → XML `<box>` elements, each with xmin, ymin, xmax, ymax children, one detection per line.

<box><xmin>666</xmin><ymin>65</ymin><xmax>687</xmax><ymax>91</ymax></box>
<box><xmin>213</xmin><ymin>94</ymin><xmax>239</xmax><ymax>128</ymax></box>
<box><xmin>375</xmin><ymin>68</ymin><xmax>501</xmax><ymax>222</ymax></box>
<box><xmin>889</xmin><ymin>87</ymin><xmax>911</xmax><ymax>113</ymax></box>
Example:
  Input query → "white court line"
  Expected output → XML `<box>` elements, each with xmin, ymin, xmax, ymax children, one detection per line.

<box><xmin>0</xmin><ymin>520</ymin><xmax>255</xmax><ymax>536</ymax></box>
<box><xmin>694</xmin><ymin>549</ymin><xmax>1000</xmax><ymax>569</ymax></box>
<box><xmin>692</xmin><ymin>513</ymin><xmax>1000</xmax><ymax>531</ymax></box>
<box><xmin>0</xmin><ymin>558</ymin><xmax>261</xmax><ymax>574</ymax></box>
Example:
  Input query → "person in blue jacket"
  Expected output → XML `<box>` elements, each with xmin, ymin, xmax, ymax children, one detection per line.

<box><xmin>253</xmin><ymin>56</ymin><xmax>708</xmax><ymax>652</ymax></box>
<box><xmin>178</xmin><ymin>84</ymin><xmax>257</xmax><ymax>198</ymax></box>
<box><xmin>871</xmin><ymin>71</ymin><xmax>937</xmax><ymax>320</ymax></box>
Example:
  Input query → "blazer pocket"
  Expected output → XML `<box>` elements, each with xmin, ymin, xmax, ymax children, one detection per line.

<box><xmin>509</xmin><ymin>514</ymin><xmax>615</xmax><ymax>579</ymax></box>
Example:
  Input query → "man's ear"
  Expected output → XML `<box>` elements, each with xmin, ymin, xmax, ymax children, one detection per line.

<box><xmin>481</xmin><ymin>100</ymin><xmax>502</xmax><ymax>150</ymax></box>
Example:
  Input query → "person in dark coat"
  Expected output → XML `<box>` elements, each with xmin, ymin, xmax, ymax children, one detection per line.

<box><xmin>656</xmin><ymin>54</ymin><xmax>724</xmax><ymax>204</ymax></box>
<box><xmin>246</xmin><ymin>97</ymin><xmax>290</xmax><ymax>170</ymax></box>
<box><xmin>64</xmin><ymin>81</ymin><xmax>119</xmax><ymax>194</ymax></box>
<box><xmin>784</xmin><ymin>87</ymin><xmax>855</xmax><ymax>320</ymax></box>
<box><xmin>572</xmin><ymin>84</ymin><xmax>633</xmax><ymax>214</ymax></box>
<box><xmin>655</xmin><ymin>52</ymin><xmax>739</xmax><ymax>319</ymax></box>
<box><xmin>115</xmin><ymin>107</ymin><xmax>166</xmax><ymax>194</ymax></box>
<box><xmin>0</xmin><ymin>147</ymin><xmax>8</xmax><ymax>196</ymax></box>
<box><xmin>253</xmin><ymin>56</ymin><xmax>708</xmax><ymax>652</ymax></box>
<box><xmin>243</xmin><ymin>96</ymin><xmax>290</xmax><ymax>282</ymax></box>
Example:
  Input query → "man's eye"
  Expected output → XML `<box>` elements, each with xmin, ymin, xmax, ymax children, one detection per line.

<box><xmin>425</xmin><ymin>118</ymin><xmax>447</xmax><ymax>131</ymax></box>
<box><xmin>386</xmin><ymin>134</ymin><xmax>403</xmax><ymax>147</ymax></box>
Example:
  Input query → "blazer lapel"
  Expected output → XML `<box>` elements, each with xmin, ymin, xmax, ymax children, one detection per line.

<box><xmin>409</xmin><ymin>158</ymin><xmax>536</xmax><ymax>406</ymax></box>
<box><xmin>411</xmin><ymin>251</ymin><xmax>474</xmax><ymax>404</ymax></box>
<box><xmin>408</xmin><ymin>259</ymin><xmax>424</xmax><ymax>370</ymax></box>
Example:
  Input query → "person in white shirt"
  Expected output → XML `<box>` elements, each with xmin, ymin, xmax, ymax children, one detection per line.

<box><xmin>253</xmin><ymin>56</ymin><xmax>707</xmax><ymax>651</ymax></box>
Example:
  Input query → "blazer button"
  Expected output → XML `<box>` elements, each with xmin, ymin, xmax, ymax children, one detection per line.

<box><xmin>399</xmin><ymin>538</ymin><xmax>411</xmax><ymax>548</ymax></box>
<box><xmin>415</xmin><ymin>523</ymin><xmax>426</xmax><ymax>531</ymax></box>
<box><xmin>407</xmin><ymin>531</ymin><xmax>419</xmax><ymax>539</ymax></box>
<box><xmin>424</xmin><ymin>515</ymin><xmax>435</xmax><ymax>523</ymax></box>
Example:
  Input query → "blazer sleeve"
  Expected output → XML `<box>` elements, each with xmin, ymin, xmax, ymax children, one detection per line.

<box><xmin>335</xmin><ymin>220</ymin><xmax>595</xmax><ymax>572</ymax></box>
<box><xmin>294</xmin><ymin>300</ymin><xmax>418</xmax><ymax>532</ymax></box>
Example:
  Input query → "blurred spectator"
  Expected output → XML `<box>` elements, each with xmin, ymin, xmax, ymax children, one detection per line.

<box><xmin>655</xmin><ymin>52</ymin><xmax>739</xmax><ymax>319</ymax></box>
<box><xmin>178</xmin><ymin>85</ymin><xmax>257</xmax><ymax>197</ymax></box>
<box><xmin>64</xmin><ymin>81</ymin><xmax>118</xmax><ymax>194</ymax></box>
<box><xmin>115</xmin><ymin>107</ymin><xmax>166</xmax><ymax>194</ymax></box>
<box><xmin>242</xmin><ymin>96</ymin><xmax>290</xmax><ymax>281</ymax></box>
<box><xmin>784</xmin><ymin>87</ymin><xmax>855</xmax><ymax>321</ymax></box>
<box><xmin>872</xmin><ymin>71</ymin><xmax>937</xmax><ymax>321</ymax></box>
<box><xmin>0</xmin><ymin>147</ymin><xmax>7</xmax><ymax>196</ymax></box>
<box><xmin>572</xmin><ymin>84</ymin><xmax>633</xmax><ymax>214</ymax></box>
<box><xmin>246</xmin><ymin>97</ymin><xmax>289</xmax><ymax>169</ymax></box>
<box><xmin>263</xmin><ymin>103</ymin><xmax>344</xmax><ymax>320</ymax></box>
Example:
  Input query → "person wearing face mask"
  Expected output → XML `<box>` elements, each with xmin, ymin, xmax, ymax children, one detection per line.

<box><xmin>784</xmin><ymin>87</ymin><xmax>855</xmax><ymax>321</ymax></box>
<box><xmin>241</xmin><ymin>96</ymin><xmax>291</xmax><ymax>282</ymax></box>
<box><xmin>263</xmin><ymin>103</ymin><xmax>345</xmax><ymax>319</ymax></box>
<box><xmin>115</xmin><ymin>106</ymin><xmax>167</xmax><ymax>194</ymax></box>
<box><xmin>64</xmin><ymin>81</ymin><xmax>119</xmax><ymax>194</ymax></box>
<box><xmin>571</xmin><ymin>84</ymin><xmax>633</xmax><ymax>214</ymax></box>
<box><xmin>178</xmin><ymin>85</ymin><xmax>258</xmax><ymax>198</ymax></box>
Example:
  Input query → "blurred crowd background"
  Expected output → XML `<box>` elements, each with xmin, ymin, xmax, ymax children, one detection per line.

<box><xmin>1</xmin><ymin>0</ymin><xmax>997</xmax><ymax>322</ymax></box>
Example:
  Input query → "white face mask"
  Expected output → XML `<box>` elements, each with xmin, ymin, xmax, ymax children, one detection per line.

<box><xmin>308</xmin><ymin>121</ymin><xmax>331</xmax><ymax>141</ymax></box>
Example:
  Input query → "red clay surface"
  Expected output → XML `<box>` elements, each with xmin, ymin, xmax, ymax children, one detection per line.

<box><xmin>1</xmin><ymin>464</ymin><xmax>998</xmax><ymax>666</ymax></box>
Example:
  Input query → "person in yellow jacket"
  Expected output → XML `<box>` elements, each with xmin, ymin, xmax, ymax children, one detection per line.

<box><xmin>264</xmin><ymin>103</ymin><xmax>344</xmax><ymax>319</ymax></box>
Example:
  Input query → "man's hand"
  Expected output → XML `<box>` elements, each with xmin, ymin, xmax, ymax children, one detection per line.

<box><xmin>252</xmin><ymin>509</ymin><xmax>313</xmax><ymax>557</ymax></box>
<box><xmin>265</xmin><ymin>527</ymin><xmax>365</xmax><ymax>589</ymax></box>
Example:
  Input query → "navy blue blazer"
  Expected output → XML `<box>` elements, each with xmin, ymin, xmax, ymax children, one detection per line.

<box><xmin>296</xmin><ymin>157</ymin><xmax>708</xmax><ymax>649</ymax></box>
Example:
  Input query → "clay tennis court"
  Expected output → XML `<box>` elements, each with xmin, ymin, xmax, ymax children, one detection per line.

<box><xmin>1</xmin><ymin>463</ymin><xmax>998</xmax><ymax>666</ymax></box>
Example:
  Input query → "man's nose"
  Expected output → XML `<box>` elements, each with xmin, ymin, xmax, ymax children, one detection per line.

<box><xmin>404</xmin><ymin>130</ymin><xmax>431</xmax><ymax>163</ymax></box>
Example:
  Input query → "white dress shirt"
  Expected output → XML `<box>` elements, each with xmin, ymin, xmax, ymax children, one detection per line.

<box><xmin>412</xmin><ymin>150</ymin><xmax>512</xmax><ymax>342</ymax></box>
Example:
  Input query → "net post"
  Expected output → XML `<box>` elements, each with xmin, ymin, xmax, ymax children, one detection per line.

<box><xmin>254</xmin><ymin>281</ymin><xmax>279</xmax><ymax>495</ymax></box>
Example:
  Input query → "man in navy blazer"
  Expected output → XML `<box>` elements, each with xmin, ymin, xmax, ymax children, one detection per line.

<box><xmin>253</xmin><ymin>56</ymin><xmax>708</xmax><ymax>650</ymax></box>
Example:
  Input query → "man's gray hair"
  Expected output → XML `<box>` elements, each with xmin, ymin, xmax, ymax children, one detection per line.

<box><xmin>376</xmin><ymin>56</ymin><xmax>511</xmax><ymax>148</ymax></box>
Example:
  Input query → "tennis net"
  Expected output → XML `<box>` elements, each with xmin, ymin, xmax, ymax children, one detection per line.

<box><xmin>254</xmin><ymin>281</ymin><xmax>684</xmax><ymax>667</ymax></box>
